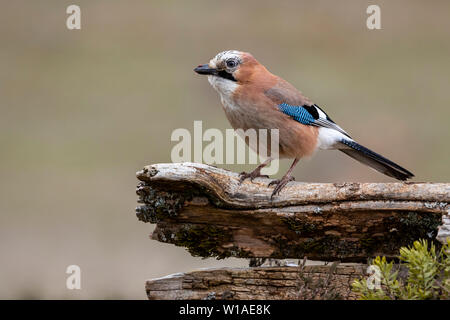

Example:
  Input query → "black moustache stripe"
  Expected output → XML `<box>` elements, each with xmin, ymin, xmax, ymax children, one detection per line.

<box><xmin>217</xmin><ymin>70</ymin><xmax>237</xmax><ymax>82</ymax></box>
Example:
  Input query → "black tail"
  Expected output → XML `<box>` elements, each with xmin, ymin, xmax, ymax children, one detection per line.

<box><xmin>339</xmin><ymin>140</ymin><xmax>414</xmax><ymax>181</ymax></box>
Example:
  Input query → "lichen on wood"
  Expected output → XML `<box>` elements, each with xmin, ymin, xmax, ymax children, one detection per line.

<box><xmin>136</xmin><ymin>163</ymin><xmax>450</xmax><ymax>262</ymax></box>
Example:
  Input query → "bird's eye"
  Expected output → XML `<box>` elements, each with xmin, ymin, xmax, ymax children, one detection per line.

<box><xmin>226</xmin><ymin>59</ymin><xmax>237</xmax><ymax>69</ymax></box>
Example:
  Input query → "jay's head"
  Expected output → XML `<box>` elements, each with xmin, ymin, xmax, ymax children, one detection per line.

<box><xmin>194</xmin><ymin>50</ymin><xmax>268</xmax><ymax>96</ymax></box>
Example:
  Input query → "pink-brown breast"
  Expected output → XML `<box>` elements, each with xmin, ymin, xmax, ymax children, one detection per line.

<box><xmin>226</xmin><ymin>61</ymin><xmax>319</xmax><ymax>159</ymax></box>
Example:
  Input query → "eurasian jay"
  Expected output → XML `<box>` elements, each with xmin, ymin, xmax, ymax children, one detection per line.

<box><xmin>194</xmin><ymin>50</ymin><xmax>414</xmax><ymax>198</ymax></box>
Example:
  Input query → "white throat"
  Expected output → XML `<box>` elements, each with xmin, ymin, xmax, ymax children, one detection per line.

<box><xmin>207</xmin><ymin>75</ymin><xmax>238</xmax><ymax>97</ymax></box>
<box><xmin>207</xmin><ymin>75</ymin><xmax>239</xmax><ymax>112</ymax></box>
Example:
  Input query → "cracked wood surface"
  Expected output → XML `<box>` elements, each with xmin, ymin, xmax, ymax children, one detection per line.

<box><xmin>146</xmin><ymin>264</ymin><xmax>365</xmax><ymax>300</ymax></box>
<box><xmin>136</xmin><ymin>162</ymin><xmax>450</xmax><ymax>262</ymax></box>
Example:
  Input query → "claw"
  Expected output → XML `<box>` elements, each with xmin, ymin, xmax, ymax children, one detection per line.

<box><xmin>269</xmin><ymin>176</ymin><xmax>295</xmax><ymax>199</ymax></box>
<box><xmin>268</xmin><ymin>176</ymin><xmax>295</xmax><ymax>187</ymax></box>
<box><xmin>268</xmin><ymin>179</ymin><xmax>279</xmax><ymax>187</ymax></box>
<box><xmin>239</xmin><ymin>171</ymin><xmax>269</xmax><ymax>184</ymax></box>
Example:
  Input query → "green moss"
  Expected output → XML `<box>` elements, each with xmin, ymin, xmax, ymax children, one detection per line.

<box><xmin>398</xmin><ymin>212</ymin><xmax>442</xmax><ymax>240</ymax></box>
<box><xmin>282</xmin><ymin>216</ymin><xmax>318</xmax><ymax>235</ymax></box>
<box><xmin>173</xmin><ymin>224</ymin><xmax>252</xmax><ymax>260</ymax></box>
<box><xmin>358</xmin><ymin>235</ymin><xmax>388</xmax><ymax>258</ymax></box>
<box><xmin>135</xmin><ymin>183</ymin><xmax>199</xmax><ymax>223</ymax></box>
<box><xmin>358</xmin><ymin>211</ymin><xmax>442</xmax><ymax>258</ymax></box>
<box><xmin>301</xmin><ymin>237</ymin><xmax>330</xmax><ymax>254</ymax></box>
<box><xmin>359</xmin><ymin>236</ymin><xmax>378</xmax><ymax>252</ymax></box>
<box><xmin>385</xmin><ymin>211</ymin><xmax>442</xmax><ymax>249</ymax></box>
<box><xmin>269</xmin><ymin>234</ymin><xmax>348</xmax><ymax>258</ymax></box>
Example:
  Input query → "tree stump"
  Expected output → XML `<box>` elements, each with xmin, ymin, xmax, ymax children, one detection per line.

<box><xmin>135</xmin><ymin>162</ymin><xmax>450</xmax><ymax>299</ymax></box>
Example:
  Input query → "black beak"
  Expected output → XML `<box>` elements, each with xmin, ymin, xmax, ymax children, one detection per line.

<box><xmin>194</xmin><ymin>64</ymin><xmax>217</xmax><ymax>75</ymax></box>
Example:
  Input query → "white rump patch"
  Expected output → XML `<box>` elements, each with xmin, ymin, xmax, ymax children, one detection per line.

<box><xmin>317</xmin><ymin>127</ymin><xmax>352</xmax><ymax>150</ymax></box>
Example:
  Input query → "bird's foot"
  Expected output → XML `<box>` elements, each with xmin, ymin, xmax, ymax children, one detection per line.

<box><xmin>269</xmin><ymin>176</ymin><xmax>295</xmax><ymax>199</ymax></box>
<box><xmin>239</xmin><ymin>170</ymin><xmax>269</xmax><ymax>184</ymax></box>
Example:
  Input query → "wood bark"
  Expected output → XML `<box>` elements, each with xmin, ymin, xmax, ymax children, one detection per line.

<box><xmin>136</xmin><ymin>162</ymin><xmax>450</xmax><ymax>262</ymax></box>
<box><xmin>146</xmin><ymin>264</ymin><xmax>365</xmax><ymax>300</ymax></box>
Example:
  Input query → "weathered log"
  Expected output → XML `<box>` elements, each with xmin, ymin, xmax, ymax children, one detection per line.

<box><xmin>146</xmin><ymin>263</ymin><xmax>365</xmax><ymax>300</ymax></box>
<box><xmin>136</xmin><ymin>162</ymin><xmax>450</xmax><ymax>262</ymax></box>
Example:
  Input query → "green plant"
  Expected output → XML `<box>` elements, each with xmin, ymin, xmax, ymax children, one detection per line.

<box><xmin>352</xmin><ymin>239</ymin><xmax>450</xmax><ymax>300</ymax></box>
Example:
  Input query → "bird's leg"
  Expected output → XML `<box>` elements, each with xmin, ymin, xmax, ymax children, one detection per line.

<box><xmin>269</xmin><ymin>158</ymin><xmax>299</xmax><ymax>199</ymax></box>
<box><xmin>239</xmin><ymin>158</ymin><xmax>272</xmax><ymax>184</ymax></box>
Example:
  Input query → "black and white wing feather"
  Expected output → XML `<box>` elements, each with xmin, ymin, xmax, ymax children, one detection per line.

<box><xmin>278</xmin><ymin>103</ymin><xmax>351</xmax><ymax>138</ymax></box>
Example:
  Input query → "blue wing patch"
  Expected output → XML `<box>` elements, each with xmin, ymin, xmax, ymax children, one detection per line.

<box><xmin>278</xmin><ymin>103</ymin><xmax>315</xmax><ymax>125</ymax></box>
<box><xmin>278</xmin><ymin>102</ymin><xmax>351</xmax><ymax>137</ymax></box>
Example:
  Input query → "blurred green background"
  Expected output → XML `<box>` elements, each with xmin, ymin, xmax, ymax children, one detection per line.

<box><xmin>0</xmin><ymin>0</ymin><xmax>449</xmax><ymax>299</ymax></box>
